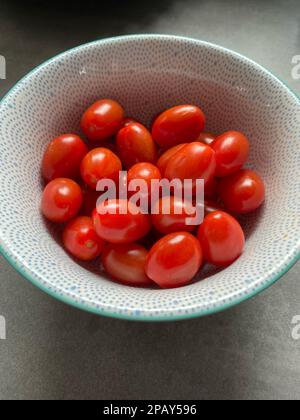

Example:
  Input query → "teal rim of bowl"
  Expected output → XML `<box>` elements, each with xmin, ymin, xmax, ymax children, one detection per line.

<box><xmin>0</xmin><ymin>34</ymin><xmax>300</xmax><ymax>322</ymax></box>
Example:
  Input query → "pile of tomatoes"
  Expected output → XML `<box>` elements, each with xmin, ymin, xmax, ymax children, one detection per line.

<box><xmin>41</xmin><ymin>99</ymin><xmax>265</xmax><ymax>289</ymax></box>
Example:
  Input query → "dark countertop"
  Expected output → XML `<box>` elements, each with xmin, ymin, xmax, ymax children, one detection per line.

<box><xmin>0</xmin><ymin>0</ymin><xmax>299</xmax><ymax>400</ymax></box>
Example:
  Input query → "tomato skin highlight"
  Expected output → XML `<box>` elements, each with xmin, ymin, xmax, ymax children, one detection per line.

<box><xmin>197</xmin><ymin>132</ymin><xmax>215</xmax><ymax>145</ymax></box>
<box><xmin>93</xmin><ymin>199</ymin><xmax>152</xmax><ymax>244</ymax></box>
<box><xmin>63</xmin><ymin>216</ymin><xmax>105</xmax><ymax>261</ymax></box>
<box><xmin>151</xmin><ymin>196</ymin><xmax>196</xmax><ymax>234</ymax></box>
<box><xmin>80</xmin><ymin>147</ymin><xmax>122</xmax><ymax>190</ymax></box>
<box><xmin>116</xmin><ymin>122</ymin><xmax>158</xmax><ymax>169</ymax></box>
<box><xmin>152</xmin><ymin>105</ymin><xmax>206</xmax><ymax>148</ymax></box>
<box><xmin>156</xmin><ymin>143</ymin><xmax>187</xmax><ymax>176</ymax></box>
<box><xmin>102</xmin><ymin>243</ymin><xmax>152</xmax><ymax>286</ymax></box>
<box><xmin>41</xmin><ymin>178</ymin><xmax>83</xmax><ymax>223</ymax></box>
<box><xmin>81</xmin><ymin>99</ymin><xmax>125</xmax><ymax>142</ymax></box>
<box><xmin>42</xmin><ymin>134</ymin><xmax>88</xmax><ymax>182</ymax></box>
<box><xmin>197</xmin><ymin>211</ymin><xmax>245</xmax><ymax>266</ymax></box>
<box><xmin>165</xmin><ymin>142</ymin><xmax>216</xmax><ymax>188</ymax></box>
<box><xmin>145</xmin><ymin>232</ymin><xmax>203</xmax><ymax>288</ymax></box>
<box><xmin>219</xmin><ymin>169</ymin><xmax>265</xmax><ymax>214</ymax></box>
<box><xmin>212</xmin><ymin>131</ymin><xmax>250</xmax><ymax>177</ymax></box>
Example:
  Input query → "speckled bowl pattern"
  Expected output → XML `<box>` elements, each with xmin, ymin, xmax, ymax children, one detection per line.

<box><xmin>0</xmin><ymin>35</ymin><xmax>299</xmax><ymax>321</ymax></box>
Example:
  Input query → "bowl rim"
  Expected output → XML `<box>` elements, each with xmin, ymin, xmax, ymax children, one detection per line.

<box><xmin>0</xmin><ymin>34</ymin><xmax>299</xmax><ymax>321</ymax></box>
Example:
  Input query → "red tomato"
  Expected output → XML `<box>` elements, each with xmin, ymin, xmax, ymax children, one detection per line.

<box><xmin>205</xmin><ymin>177</ymin><xmax>218</xmax><ymax>200</ymax></box>
<box><xmin>145</xmin><ymin>232</ymin><xmax>203</xmax><ymax>288</ymax></box>
<box><xmin>102</xmin><ymin>243</ymin><xmax>152</xmax><ymax>286</ymax></box>
<box><xmin>42</xmin><ymin>134</ymin><xmax>88</xmax><ymax>182</ymax></box>
<box><xmin>151</xmin><ymin>196</ymin><xmax>196</xmax><ymax>234</ymax></box>
<box><xmin>81</xmin><ymin>187</ymin><xmax>100</xmax><ymax>216</ymax></box>
<box><xmin>127</xmin><ymin>162</ymin><xmax>162</xmax><ymax>203</ymax></box>
<box><xmin>152</xmin><ymin>105</ymin><xmax>206</xmax><ymax>148</ymax></box>
<box><xmin>81</xmin><ymin>99</ymin><xmax>125</xmax><ymax>142</ymax></box>
<box><xmin>41</xmin><ymin>178</ymin><xmax>82</xmax><ymax>223</ymax></box>
<box><xmin>63</xmin><ymin>216</ymin><xmax>105</xmax><ymax>261</ymax></box>
<box><xmin>93</xmin><ymin>199</ymin><xmax>151</xmax><ymax>244</ymax></box>
<box><xmin>197</xmin><ymin>211</ymin><xmax>245</xmax><ymax>266</ymax></box>
<box><xmin>116</xmin><ymin>122</ymin><xmax>158</xmax><ymax>169</ymax></box>
<box><xmin>212</xmin><ymin>131</ymin><xmax>250</xmax><ymax>177</ymax></box>
<box><xmin>218</xmin><ymin>169</ymin><xmax>265</xmax><ymax>214</ymax></box>
<box><xmin>197</xmin><ymin>132</ymin><xmax>215</xmax><ymax>145</ymax></box>
<box><xmin>165</xmin><ymin>142</ymin><xmax>216</xmax><ymax>188</ymax></box>
<box><xmin>156</xmin><ymin>143</ymin><xmax>187</xmax><ymax>176</ymax></box>
<box><xmin>80</xmin><ymin>148</ymin><xmax>122</xmax><ymax>190</ymax></box>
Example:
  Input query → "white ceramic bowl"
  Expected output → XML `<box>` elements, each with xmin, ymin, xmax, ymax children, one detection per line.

<box><xmin>0</xmin><ymin>35</ymin><xmax>299</xmax><ymax>321</ymax></box>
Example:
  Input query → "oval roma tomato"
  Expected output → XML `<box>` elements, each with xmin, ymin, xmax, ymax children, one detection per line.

<box><xmin>63</xmin><ymin>216</ymin><xmax>105</xmax><ymax>261</ymax></box>
<box><xmin>197</xmin><ymin>211</ymin><xmax>245</xmax><ymax>266</ymax></box>
<box><xmin>127</xmin><ymin>162</ymin><xmax>162</xmax><ymax>203</ymax></box>
<box><xmin>81</xmin><ymin>99</ymin><xmax>125</xmax><ymax>142</ymax></box>
<box><xmin>151</xmin><ymin>196</ymin><xmax>196</xmax><ymax>234</ymax></box>
<box><xmin>145</xmin><ymin>232</ymin><xmax>203</xmax><ymax>288</ymax></box>
<box><xmin>41</xmin><ymin>178</ymin><xmax>82</xmax><ymax>223</ymax></box>
<box><xmin>197</xmin><ymin>132</ymin><xmax>215</xmax><ymax>145</ymax></box>
<box><xmin>42</xmin><ymin>134</ymin><xmax>88</xmax><ymax>182</ymax></box>
<box><xmin>165</xmin><ymin>142</ymin><xmax>216</xmax><ymax>187</ymax></box>
<box><xmin>102</xmin><ymin>243</ymin><xmax>152</xmax><ymax>286</ymax></box>
<box><xmin>116</xmin><ymin>122</ymin><xmax>158</xmax><ymax>169</ymax></box>
<box><xmin>93</xmin><ymin>199</ymin><xmax>151</xmax><ymax>244</ymax></box>
<box><xmin>156</xmin><ymin>143</ymin><xmax>187</xmax><ymax>176</ymax></box>
<box><xmin>218</xmin><ymin>169</ymin><xmax>265</xmax><ymax>214</ymax></box>
<box><xmin>152</xmin><ymin>105</ymin><xmax>206</xmax><ymax>148</ymax></box>
<box><xmin>80</xmin><ymin>148</ymin><xmax>122</xmax><ymax>190</ymax></box>
<box><xmin>212</xmin><ymin>130</ymin><xmax>250</xmax><ymax>177</ymax></box>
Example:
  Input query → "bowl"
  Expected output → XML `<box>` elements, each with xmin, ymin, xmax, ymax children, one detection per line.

<box><xmin>0</xmin><ymin>35</ymin><xmax>299</xmax><ymax>321</ymax></box>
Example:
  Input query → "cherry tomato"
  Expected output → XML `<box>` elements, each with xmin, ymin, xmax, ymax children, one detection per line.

<box><xmin>81</xmin><ymin>187</ymin><xmax>101</xmax><ymax>216</ymax></box>
<box><xmin>152</xmin><ymin>105</ymin><xmax>206</xmax><ymax>148</ymax></box>
<box><xmin>197</xmin><ymin>132</ymin><xmax>215</xmax><ymax>145</ymax></box>
<box><xmin>165</xmin><ymin>142</ymin><xmax>216</xmax><ymax>188</ymax></box>
<box><xmin>156</xmin><ymin>143</ymin><xmax>187</xmax><ymax>176</ymax></box>
<box><xmin>41</xmin><ymin>178</ymin><xmax>82</xmax><ymax>223</ymax></box>
<box><xmin>127</xmin><ymin>162</ymin><xmax>162</xmax><ymax>203</ymax></box>
<box><xmin>102</xmin><ymin>243</ymin><xmax>152</xmax><ymax>286</ymax></box>
<box><xmin>151</xmin><ymin>196</ymin><xmax>196</xmax><ymax>234</ymax></box>
<box><xmin>116</xmin><ymin>122</ymin><xmax>158</xmax><ymax>169</ymax></box>
<box><xmin>205</xmin><ymin>177</ymin><xmax>219</xmax><ymax>199</ymax></box>
<box><xmin>42</xmin><ymin>134</ymin><xmax>88</xmax><ymax>182</ymax></box>
<box><xmin>63</xmin><ymin>216</ymin><xmax>105</xmax><ymax>261</ymax></box>
<box><xmin>80</xmin><ymin>148</ymin><xmax>122</xmax><ymax>190</ymax></box>
<box><xmin>212</xmin><ymin>131</ymin><xmax>250</xmax><ymax>177</ymax></box>
<box><xmin>197</xmin><ymin>211</ymin><xmax>245</xmax><ymax>266</ymax></box>
<box><xmin>93</xmin><ymin>199</ymin><xmax>151</xmax><ymax>244</ymax></box>
<box><xmin>218</xmin><ymin>169</ymin><xmax>265</xmax><ymax>214</ymax></box>
<box><xmin>81</xmin><ymin>99</ymin><xmax>125</xmax><ymax>142</ymax></box>
<box><xmin>145</xmin><ymin>232</ymin><xmax>203</xmax><ymax>288</ymax></box>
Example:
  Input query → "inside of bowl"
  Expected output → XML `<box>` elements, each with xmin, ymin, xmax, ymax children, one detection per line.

<box><xmin>0</xmin><ymin>35</ymin><xmax>299</xmax><ymax>319</ymax></box>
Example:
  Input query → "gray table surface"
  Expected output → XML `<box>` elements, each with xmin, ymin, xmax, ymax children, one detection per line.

<box><xmin>0</xmin><ymin>0</ymin><xmax>300</xmax><ymax>400</ymax></box>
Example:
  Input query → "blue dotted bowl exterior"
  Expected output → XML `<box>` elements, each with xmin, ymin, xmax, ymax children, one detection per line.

<box><xmin>0</xmin><ymin>35</ymin><xmax>299</xmax><ymax>321</ymax></box>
